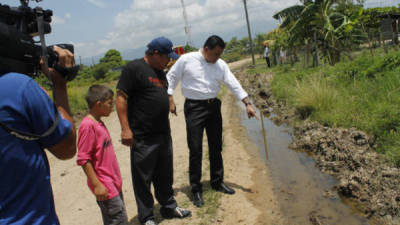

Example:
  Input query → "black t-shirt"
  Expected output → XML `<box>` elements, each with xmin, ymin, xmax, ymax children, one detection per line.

<box><xmin>117</xmin><ymin>58</ymin><xmax>170</xmax><ymax>137</ymax></box>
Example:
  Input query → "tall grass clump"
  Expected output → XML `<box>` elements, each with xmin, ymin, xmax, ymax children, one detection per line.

<box><xmin>269</xmin><ymin>48</ymin><xmax>400</xmax><ymax>165</ymax></box>
<box><xmin>67</xmin><ymin>85</ymin><xmax>89</xmax><ymax>115</ymax></box>
<box><xmin>293</xmin><ymin>75</ymin><xmax>338</xmax><ymax>120</ymax></box>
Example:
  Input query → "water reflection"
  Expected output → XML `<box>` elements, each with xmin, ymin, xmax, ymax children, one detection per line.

<box><xmin>239</xmin><ymin>104</ymin><xmax>370</xmax><ymax>225</ymax></box>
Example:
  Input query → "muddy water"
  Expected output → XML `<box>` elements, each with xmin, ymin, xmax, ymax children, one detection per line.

<box><xmin>239</xmin><ymin>106</ymin><xmax>370</xmax><ymax>225</ymax></box>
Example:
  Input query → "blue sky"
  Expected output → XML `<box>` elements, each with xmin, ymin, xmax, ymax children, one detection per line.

<box><xmin>2</xmin><ymin>0</ymin><xmax>398</xmax><ymax>61</ymax></box>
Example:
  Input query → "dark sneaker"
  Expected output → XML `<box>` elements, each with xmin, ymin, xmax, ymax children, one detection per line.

<box><xmin>193</xmin><ymin>192</ymin><xmax>204</xmax><ymax>207</ymax></box>
<box><xmin>212</xmin><ymin>182</ymin><xmax>235</xmax><ymax>194</ymax></box>
<box><xmin>143</xmin><ymin>219</ymin><xmax>157</xmax><ymax>225</ymax></box>
<box><xmin>160</xmin><ymin>206</ymin><xmax>191</xmax><ymax>219</ymax></box>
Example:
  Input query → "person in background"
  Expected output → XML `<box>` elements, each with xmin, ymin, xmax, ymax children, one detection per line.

<box><xmin>280</xmin><ymin>47</ymin><xmax>286</xmax><ymax>65</ymax></box>
<box><xmin>116</xmin><ymin>37</ymin><xmax>191</xmax><ymax>225</ymax></box>
<box><xmin>264</xmin><ymin>41</ymin><xmax>271</xmax><ymax>68</ymax></box>
<box><xmin>77</xmin><ymin>85</ymin><xmax>128</xmax><ymax>225</ymax></box>
<box><xmin>167</xmin><ymin>35</ymin><xmax>258</xmax><ymax>208</ymax></box>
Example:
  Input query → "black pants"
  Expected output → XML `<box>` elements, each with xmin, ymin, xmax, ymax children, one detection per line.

<box><xmin>130</xmin><ymin>133</ymin><xmax>177</xmax><ymax>223</ymax></box>
<box><xmin>184</xmin><ymin>98</ymin><xmax>224</xmax><ymax>194</ymax></box>
<box><xmin>265</xmin><ymin>56</ymin><xmax>271</xmax><ymax>67</ymax></box>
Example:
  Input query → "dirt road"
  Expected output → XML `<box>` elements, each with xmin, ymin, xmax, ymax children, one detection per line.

<box><xmin>48</xmin><ymin>58</ymin><xmax>284</xmax><ymax>225</ymax></box>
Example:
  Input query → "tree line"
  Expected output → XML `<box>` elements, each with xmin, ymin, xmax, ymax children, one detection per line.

<box><xmin>66</xmin><ymin>0</ymin><xmax>400</xmax><ymax>84</ymax></box>
<box><xmin>271</xmin><ymin>0</ymin><xmax>400</xmax><ymax>66</ymax></box>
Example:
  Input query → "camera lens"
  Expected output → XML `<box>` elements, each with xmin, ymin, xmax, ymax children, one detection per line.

<box><xmin>44</xmin><ymin>9</ymin><xmax>52</xmax><ymax>23</ymax></box>
<box><xmin>27</xmin><ymin>22</ymin><xmax>38</xmax><ymax>34</ymax></box>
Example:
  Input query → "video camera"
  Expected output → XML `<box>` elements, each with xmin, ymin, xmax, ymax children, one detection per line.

<box><xmin>0</xmin><ymin>0</ymin><xmax>78</xmax><ymax>81</ymax></box>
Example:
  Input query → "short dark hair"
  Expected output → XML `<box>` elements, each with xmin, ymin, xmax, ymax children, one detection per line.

<box><xmin>203</xmin><ymin>35</ymin><xmax>225</xmax><ymax>50</ymax></box>
<box><xmin>85</xmin><ymin>85</ymin><xmax>114</xmax><ymax>109</ymax></box>
<box><xmin>145</xmin><ymin>48</ymin><xmax>155</xmax><ymax>56</ymax></box>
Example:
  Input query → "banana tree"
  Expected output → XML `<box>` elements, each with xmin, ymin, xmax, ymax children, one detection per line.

<box><xmin>273</xmin><ymin>4</ymin><xmax>310</xmax><ymax>66</ymax></box>
<box><xmin>274</xmin><ymin>0</ymin><xmax>323</xmax><ymax>67</ymax></box>
<box><xmin>319</xmin><ymin>0</ymin><xmax>365</xmax><ymax>64</ymax></box>
<box><xmin>274</xmin><ymin>0</ymin><xmax>364</xmax><ymax>66</ymax></box>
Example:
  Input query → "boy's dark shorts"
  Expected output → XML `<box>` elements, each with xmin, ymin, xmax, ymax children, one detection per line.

<box><xmin>97</xmin><ymin>192</ymin><xmax>128</xmax><ymax>225</ymax></box>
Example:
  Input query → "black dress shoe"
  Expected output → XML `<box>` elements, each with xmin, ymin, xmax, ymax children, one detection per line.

<box><xmin>193</xmin><ymin>192</ymin><xmax>204</xmax><ymax>207</ymax></box>
<box><xmin>212</xmin><ymin>182</ymin><xmax>235</xmax><ymax>194</ymax></box>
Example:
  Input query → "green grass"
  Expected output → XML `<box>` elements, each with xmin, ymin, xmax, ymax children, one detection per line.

<box><xmin>257</xmin><ymin>47</ymin><xmax>400</xmax><ymax>165</ymax></box>
<box><xmin>37</xmin><ymin>78</ymin><xmax>118</xmax><ymax>116</ymax></box>
<box><xmin>241</xmin><ymin>57</ymin><xmax>272</xmax><ymax>75</ymax></box>
<box><xmin>293</xmin><ymin>74</ymin><xmax>338</xmax><ymax>119</ymax></box>
<box><xmin>68</xmin><ymin>80</ymin><xmax>118</xmax><ymax>115</ymax></box>
<box><xmin>197</xmin><ymin>188</ymin><xmax>220</xmax><ymax>224</ymax></box>
<box><xmin>67</xmin><ymin>85</ymin><xmax>90</xmax><ymax>115</ymax></box>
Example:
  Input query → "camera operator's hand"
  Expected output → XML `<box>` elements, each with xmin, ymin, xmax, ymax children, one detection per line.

<box><xmin>41</xmin><ymin>46</ymin><xmax>77</xmax><ymax>160</ymax></box>
<box><xmin>41</xmin><ymin>45</ymin><xmax>75</xmax><ymax>85</ymax></box>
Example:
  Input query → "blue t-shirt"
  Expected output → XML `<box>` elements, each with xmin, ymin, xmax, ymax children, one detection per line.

<box><xmin>0</xmin><ymin>73</ymin><xmax>72</xmax><ymax>225</ymax></box>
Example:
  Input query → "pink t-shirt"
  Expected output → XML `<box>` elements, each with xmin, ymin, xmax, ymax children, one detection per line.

<box><xmin>77</xmin><ymin>116</ymin><xmax>122</xmax><ymax>200</ymax></box>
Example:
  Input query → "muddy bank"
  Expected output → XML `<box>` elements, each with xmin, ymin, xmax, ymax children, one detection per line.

<box><xmin>236</xmin><ymin>69</ymin><xmax>400</xmax><ymax>225</ymax></box>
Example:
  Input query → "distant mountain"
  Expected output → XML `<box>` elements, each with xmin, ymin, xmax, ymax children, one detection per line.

<box><xmin>78</xmin><ymin>46</ymin><xmax>146</xmax><ymax>66</ymax></box>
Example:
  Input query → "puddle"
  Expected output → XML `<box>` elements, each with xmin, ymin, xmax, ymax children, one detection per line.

<box><xmin>239</xmin><ymin>105</ymin><xmax>371</xmax><ymax>225</ymax></box>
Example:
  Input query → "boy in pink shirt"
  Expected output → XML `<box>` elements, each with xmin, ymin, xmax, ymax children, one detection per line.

<box><xmin>77</xmin><ymin>85</ymin><xmax>128</xmax><ymax>225</ymax></box>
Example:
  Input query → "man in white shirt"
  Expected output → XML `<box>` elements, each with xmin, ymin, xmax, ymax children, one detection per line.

<box><xmin>264</xmin><ymin>43</ymin><xmax>271</xmax><ymax>68</ymax></box>
<box><xmin>167</xmin><ymin>35</ymin><xmax>258</xmax><ymax>208</ymax></box>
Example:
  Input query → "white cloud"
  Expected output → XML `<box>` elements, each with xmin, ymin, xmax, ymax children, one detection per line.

<box><xmin>87</xmin><ymin>0</ymin><xmax>106</xmax><ymax>8</ymax></box>
<box><xmin>52</xmin><ymin>13</ymin><xmax>72</xmax><ymax>25</ymax></box>
<box><xmin>76</xmin><ymin>0</ymin><xmax>298</xmax><ymax>58</ymax></box>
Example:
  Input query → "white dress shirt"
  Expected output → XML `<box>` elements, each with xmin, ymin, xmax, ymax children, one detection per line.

<box><xmin>167</xmin><ymin>50</ymin><xmax>248</xmax><ymax>101</ymax></box>
<box><xmin>264</xmin><ymin>47</ymin><xmax>269</xmax><ymax>58</ymax></box>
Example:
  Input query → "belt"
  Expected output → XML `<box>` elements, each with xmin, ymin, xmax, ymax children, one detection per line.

<box><xmin>186</xmin><ymin>98</ymin><xmax>218</xmax><ymax>103</ymax></box>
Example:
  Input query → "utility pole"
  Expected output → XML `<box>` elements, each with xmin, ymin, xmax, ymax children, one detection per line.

<box><xmin>243</xmin><ymin>0</ymin><xmax>255</xmax><ymax>65</ymax></box>
<box><xmin>181</xmin><ymin>0</ymin><xmax>193</xmax><ymax>46</ymax></box>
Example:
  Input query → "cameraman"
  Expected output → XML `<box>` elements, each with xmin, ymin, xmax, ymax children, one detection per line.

<box><xmin>0</xmin><ymin>46</ymin><xmax>76</xmax><ymax>224</ymax></box>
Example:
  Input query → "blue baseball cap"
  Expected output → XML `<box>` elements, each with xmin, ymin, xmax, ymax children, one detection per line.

<box><xmin>147</xmin><ymin>37</ymin><xmax>179</xmax><ymax>60</ymax></box>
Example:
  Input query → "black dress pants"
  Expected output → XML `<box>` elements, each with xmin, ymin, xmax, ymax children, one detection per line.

<box><xmin>184</xmin><ymin>98</ymin><xmax>224</xmax><ymax>194</ymax></box>
<box><xmin>130</xmin><ymin>133</ymin><xmax>177</xmax><ymax>223</ymax></box>
<box><xmin>265</xmin><ymin>56</ymin><xmax>271</xmax><ymax>67</ymax></box>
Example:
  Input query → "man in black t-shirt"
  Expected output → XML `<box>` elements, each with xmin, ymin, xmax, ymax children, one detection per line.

<box><xmin>116</xmin><ymin>37</ymin><xmax>191</xmax><ymax>225</ymax></box>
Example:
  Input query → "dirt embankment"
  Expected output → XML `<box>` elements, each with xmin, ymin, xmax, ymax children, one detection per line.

<box><xmin>236</xmin><ymin>69</ymin><xmax>400</xmax><ymax>225</ymax></box>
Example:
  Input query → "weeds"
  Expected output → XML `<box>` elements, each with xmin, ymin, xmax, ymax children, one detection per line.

<box><xmin>293</xmin><ymin>75</ymin><xmax>338</xmax><ymax>120</ymax></box>
<box><xmin>269</xmin><ymin>48</ymin><xmax>400</xmax><ymax>164</ymax></box>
